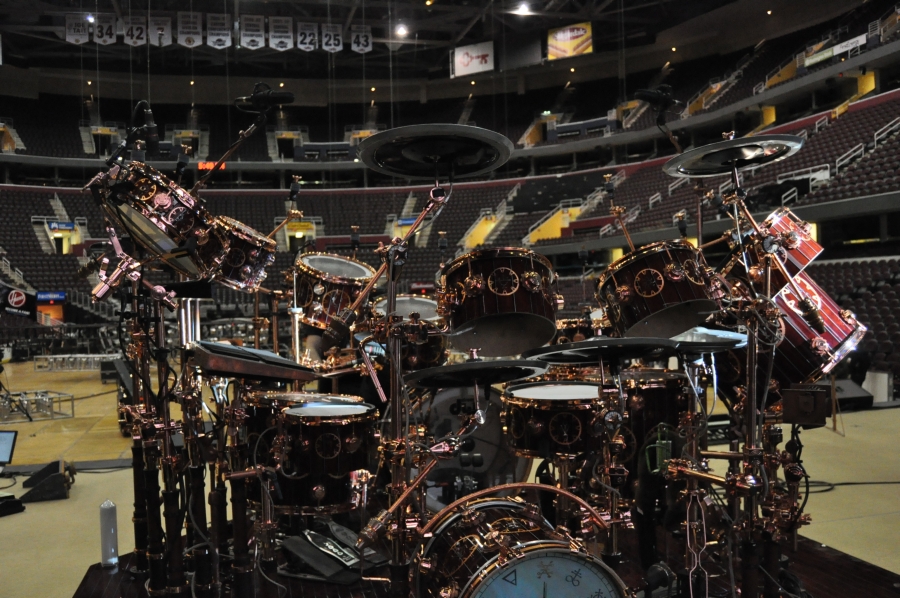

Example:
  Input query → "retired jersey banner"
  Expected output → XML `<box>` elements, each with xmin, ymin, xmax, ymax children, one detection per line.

<box><xmin>350</xmin><ymin>25</ymin><xmax>372</xmax><ymax>54</ymax></box>
<box><xmin>66</xmin><ymin>14</ymin><xmax>90</xmax><ymax>45</ymax></box>
<box><xmin>206</xmin><ymin>14</ymin><xmax>232</xmax><ymax>49</ymax></box>
<box><xmin>123</xmin><ymin>16</ymin><xmax>147</xmax><ymax>47</ymax></box>
<box><xmin>547</xmin><ymin>22</ymin><xmax>592</xmax><ymax>60</ymax></box>
<box><xmin>321</xmin><ymin>23</ymin><xmax>343</xmax><ymax>53</ymax></box>
<box><xmin>269</xmin><ymin>17</ymin><xmax>293</xmax><ymax>51</ymax></box>
<box><xmin>297</xmin><ymin>22</ymin><xmax>318</xmax><ymax>51</ymax></box>
<box><xmin>177</xmin><ymin>12</ymin><xmax>202</xmax><ymax>48</ymax></box>
<box><xmin>93</xmin><ymin>14</ymin><xmax>117</xmax><ymax>46</ymax></box>
<box><xmin>148</xmin><ymin>17</ymin><xmax>172</xmax><ymax>47</ymax></box>
<box><xmin>240</xmin><ymin>15</ymin><xmax>265</xmax><ymax>49</ymax></box>
<box><xmin>451</xmin><ymin>40</ymin><xmax>494</xmax><ymax>78</ymax></box>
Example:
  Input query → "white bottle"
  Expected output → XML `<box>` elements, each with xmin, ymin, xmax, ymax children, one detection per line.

<box><xmin>100</xmin><ymin>499</ymin><xmax>118</xmax><ymax>568</ymax></box>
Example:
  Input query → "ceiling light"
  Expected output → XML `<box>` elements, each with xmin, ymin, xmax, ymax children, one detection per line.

<box><xmin>371</xmin><ymin>87</ymin><xmax>376</xmax><ymax>92</ymax></box>
<box><xmin>190</xmin><ymin>80</ymin><xmax>195</xmax><ymax>86</ymax></box>
<box><xmin>471</xmin><ymin>80</ymin><xmax>476</xmax><ymax>85</ymax></box>
<box><xmin>671</xmin><ymin>47</ymin><xmax>677</xmax><ymax>52</ymax></box>
<box><xmin>570</xmin><ymin>67</ymin><xmax>575</xmax><ymax>72</ymax></box>
<box><xmin>426</xmin><ymin>0</ymin><xmax>433</xmax><ymax>5</ymax></box>
<box><xmin>279</xmin><ymin>82</ymin><xmax>284</xmax><ymax>88</ymax></box>
<box><xmin>86</xmin><ymin>14</ymin><xmax>95</xmax><ymax>23</ymax></box>
<box><xmin>87</xmin><ymin>80</ymin><xmax>92</xmax><ymax>85</ymax></box>
<box><xmin>767</xmin><ymin>10</ymin><xmax>772</xmax><ymax>15</ymax></box>
<box><xmin>513</xmin><ymin>2</ymin><xmax>531</xmax><ymax>15</ymax></box>
<box><xmin>395</xmin><ymin>23</ymin><xmax>409</xmax><ymax>37</ymax></box>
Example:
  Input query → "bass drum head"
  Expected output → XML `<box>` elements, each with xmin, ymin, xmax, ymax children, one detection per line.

<box><xmin>375</xmin><ymin>295</ymin><xmax>440</xmax><ymax>321</ymax></box>
<box><xmin>423</xmin><ymin>387</ymin><xmax>530</xmax><ymax>512</ymax></box>
<box><xmin>300</xmin><ymin>253</ymin><xmax>374</xmax><ymax>280</ymax></box>
<box><xmin>448</xmin><ymin>313</ymin><xmax>557</xmax><ymax>357</ymax></box>
<box><xmin>116</xmin><ymin>203</ymin><xmax>200</xmax><ymax>275</ymax></box>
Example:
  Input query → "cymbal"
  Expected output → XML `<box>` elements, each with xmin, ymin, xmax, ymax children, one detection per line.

<box><xmin>671</xmin><ymin>326</ymin><xmax>747</xmax><ymax>354</ymax></box>
<box><xmin>663</xmin><ymin>134</ymin><xmax>804</xmax><ymax>178</ymax></box>
<box><xmin>404</xmin><ymin>360</ymin><xmax>549</xmax><ymax>389</ymax></box>
<box><xmin>522</xmin><ymin>337</ymin><xmax>677</xmax><ymax>365</ymax></box>
<box><xmin>357</xmin><ymin>124</ymin><xmax>513</xmax><ymax>180</ymax></box>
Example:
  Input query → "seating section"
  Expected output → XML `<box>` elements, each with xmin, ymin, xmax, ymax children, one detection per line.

<box><xmin>1</xmin><ymin>94</ymin><xmax>91</xmax><ymax>158</ymax></box>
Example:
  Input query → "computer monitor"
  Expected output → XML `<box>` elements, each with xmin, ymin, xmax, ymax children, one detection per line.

<box><xmin>0</xmin><ymin>430</ymin><xmax>17</xmax><ymax>466</ymax></box>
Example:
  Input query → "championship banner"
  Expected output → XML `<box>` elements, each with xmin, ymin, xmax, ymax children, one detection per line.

<box><xmin>269</xmin><ymin>16</ymin><xmax>293</xmax><ymax>51</ymax></box>
<box><xmin>321</xmin><ymin>23</ymin><xmax>343</xmax><ymax>53</ymax></box>
<box><xmin>547</xmin><ymin>22</ymin><xmax>592</xmax><ymax>60</ymax></box>
<box><xmin>451</xmin><ymin>40</ymin><xmax>494</xmax><ymax>78</ymax></box>
<box><xmin>207</xmin><ymin>14</ymin><xmax>232</xmax><ymax>49</ymax></box>
<box><xmin>93</xmin><ymin>14</ymin><xmax>117</xmax><ymax>46</ymax></box>
<box><xmin>0</xmin><ymin>282</ymin><xmax>36</xmax><ymax>319</ymax></box>
<box><xmin>297</xmin><ymin>22</ymin><xmax>318</xmax><ymax>52</ymax></box>
<box><xmin>350</xmin><ymin>25</ymin><xmax>372</xmax><ymax>54</ymax></box>
<box><xmin>66</xmin><ymin>14</ymin><xmax>90</xmax><ymax>45</ymax></box>
<box><xmin>123</xmin><ymin>16</ymin><xmax>147</xmax><ymax>47</ymax></box>
<box><xmin>177</xmin><ymin>12</ymin><xmax>202</xmax><ymax>48</ymax></box>
<box><xmin>148</xmin><ymin>17</ymin><xmax>172</xmax><ymax>47</ymax></box>
<box><xmin>240</xmin><ymin>15</ymin><xmax>265</xmax><ymax>49</ymax></box>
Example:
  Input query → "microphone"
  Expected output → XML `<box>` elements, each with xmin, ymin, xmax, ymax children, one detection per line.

<box><xmin>675</xmin><ymin>210</ymin><xmax>688</xmax><ymax>238</ymax></box>
<box><xmin>144</xmin><ymin>107</ymin><xmax>159</xmax><ymax>156</ymax></box>
<box><xmin>799</xmin><ymin>296</ymin><xmax>826</xmax><ymax>334</ymax></box>
<box><xmin>235</xmin><ymin>89</ymin><xmax>295</xmax><ymax>108</ymax></box>
<box><xmin>635</xmin><ymin>85</ymin><xmax>683</xmax><ymax>108</ymax></box>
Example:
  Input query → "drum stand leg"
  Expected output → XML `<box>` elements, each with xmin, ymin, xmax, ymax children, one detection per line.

<box><xmin>130</xmin><ymin>436</ymin><xmax>150</xmax><ymax>575</ymax></box>
<box><xmin>144</xmin><ymin>441</ymin><xmax>167</xmax><ymax>596</ymax></box>
<box><xmin>227</xmin><ymin>471</ymin><xmax>255</xmax><ymax>598</ymax></box>
<box><xmin>554</xmin><ymin>456</ymin><xmax>572</xmax><ymax>527</ymax></box>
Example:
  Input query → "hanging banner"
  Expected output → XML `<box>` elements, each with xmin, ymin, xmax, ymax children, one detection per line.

<box><xmin>240</xmin><ymin>15</ymin><xmax>265</xmax><ymax>49</ymax></box>
<box><xmin>66</xmin><ymin>14</ymin><xmax>90</xmax><ymax>45</ymax></box>
<box><xmin>269</xmin><ymin>17</ymin><xmax>293</xmax><ymax>51</ymax></box>
<box><xmin>123</xmin><ymin>16</ymin><xmax>147</xmax><ymax>47</ymax></box>
<box><xmin>321</xmin><ymin>23</ymin><xmax>343</xmax><ymax>53</ymax></box>
<box><xmin>350</xmin><ymin>25</ymin><xmax>372</xmax><ymax>54</ymax></box>
<box><xmin>206</xmin><ymin>14</ymin><xmax>232</xmax><ymax>49</ymax></box>
<box><xmin>0</xmin><ymin>282</ymin><xmax>36</xmax><ymax>319</ymax></box>
<box><xmin>148</xmin><ymin>17</ymin><xmax>172</xmax><ymax>47</ymax></box>
<box><xmin>547</xmin><ymin>22</ymin><xmax>593</xmax><ymax>60</ymax></box>
<box><xmin>93</xmin><ymin>14</ymin><xmax>117</xmax><ymax>46</ymax></box>
<box><xmin>450</xmin><ymin>40</ymin><xmax>494</xmax><ymax>78</ymax></box>
<box><xmin>177</xmin><ymin>12</ymin><xmax>202</xmax><ymax>48</ymax></box>
<box><xmin>297</xmin><ymin>22</ymin><xmax>318</xmax><ymax>52</ymax></box>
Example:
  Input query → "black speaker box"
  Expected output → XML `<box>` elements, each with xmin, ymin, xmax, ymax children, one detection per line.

<box><xmin>812</xmin><ymin>379</ymin><xmax>874</xmax><ymax>411</ymax></box>
<box><xmin>19</xmin><ymin>460</ymin><xmax>74</xmax><ymax>503</ymax></box>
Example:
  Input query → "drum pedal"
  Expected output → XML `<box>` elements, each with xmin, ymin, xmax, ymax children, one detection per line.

<box><xmin>280</xmin><ymin>535</ymin><xmax>361</xmax><ymax>585</ymax></box>
<box><xmin>318</xmin><ymin>518</ymin><xmax>389</xmax><ymax>566</ymax></box>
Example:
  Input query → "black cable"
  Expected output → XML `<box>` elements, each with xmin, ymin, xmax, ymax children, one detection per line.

<box><xmin>807</xmin><ymin>480</ymin><xmax>900</xmax><ymax>493</ymax></box>
<box><xmin>0</xmin><ymin>476</ymin><xmax>18</xmax><ymax>490</ymax></box>
<box><xmin>78</xmin><ymin>467</ymin><xmax>131</xmax><ymax>474</ymax></box>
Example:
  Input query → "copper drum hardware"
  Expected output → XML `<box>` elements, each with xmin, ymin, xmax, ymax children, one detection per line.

<box><xmin>597</xmin><ymin>240</ymin><xmax>718</xmax><ymax>338</ymax></box>
<box><xmin>214</xmin><ymin>216</ymin><xmax>277</xmax><ymax>291</ymax></box>
<box><xmin>437</xmin><ymin>247</ymin><xmax>559</xmax><ymax>356</ymax></box>
<box><xmin>554</xmin><ymin>318</ymin><xmax>596</xmax><ymax>345</ymax></box>
<box><xmin>95</xmin><ymin>161</ymin><xmax>230</xmax><ymax>278</ymax></box>
<box><xmin>501</xmin><ymin>381</ymin><xmax>617</xmax><ymax>458</ymax></box>
<box><xmin>293</xmin><ymin>253</ymin><xmax>377</xmax><ymax>330</ymax></box>
<box><xmin>413</xmin><ymin>498</ymin><xmax>627</xmax><ymax>598</ymax></box>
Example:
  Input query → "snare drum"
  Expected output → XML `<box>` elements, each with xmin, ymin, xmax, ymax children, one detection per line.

<box><xmin>293</xmin><ymin>253</ymin><xmax>377</xmax><ymax>330</ymax></box>
<box><xmin>93</xmin><ymin>162</ymin><xmax>229</xmax><ymax>278</ymax></box>
<box><xmin>438</xmin><ymin>247</ymin><xmax>559</xmax><ymax>356</ymax></box>
<box><xmin>371</xmin><ymin>295</ymin><xmax>448</xmax><ymax>370</ymax></box>
<box><xmin>502</xmin><ymin>382</ymin><xmax>615</xmax><ymax>458</ymax></box>
<box><xmin>277</xmin><ymin>401</ymin><xmax>378</xmax><ymax>514</ymax></box>
<box><xmin>598</xmin><ymin>240</ymin><xmax>717</xmax><ymax>338</ymax></box>
<box><xmin>421</xmin><ymin>387</ymin><xmax>531</xmax><ymax>512</ymax></box>
<box><xmin>413</xmin><ymin>498</ymin><xmax>627</xmax><ymax>598</ymax></box>
<box><xmin>214</xmin><ymin>216</ymin><xmax>276</xmax><ymax>291</ymax></box>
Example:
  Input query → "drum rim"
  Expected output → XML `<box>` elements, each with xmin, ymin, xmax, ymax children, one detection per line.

<box><xmin>244</xmin><ymin>391</ymin><xmax>365</xmax><ymax>407</ymax></box>
<box><xmin>216</xmin><ymin>215</ymin><xmax>278</xmax><ymax>250</ymax></box>
<box><xmin>441</xmin><ymin>246</ymin><xmax>553</xmax><ymax>277</ymax></box>
<box><xmin>598</xmin><ymin>239</ymin><xmax>699</xmax><ymax>287</ymax></box>
<box><xmin>294</xmin><ymin>251</ymin><xmax>377</xmax><ymax>284</ymax></box>
<box><xmin>283</xmin><ymin>401</ymin><xmax>378</xmax><ymax>424</ymax></box>
<box><xmin>504</xmin><ymin>380</ymin><xmax>609</xmax><ymax>406</ymax></box>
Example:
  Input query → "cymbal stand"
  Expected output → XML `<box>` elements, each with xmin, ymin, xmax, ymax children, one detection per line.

<box><xmin>611</xmin><ymin>205</ymin><xmax>636</xmax><ymax>252</ymax></box>
<box><xmin>596</xmin><ymin>357</ymin><xmax>630</xmax><ymax>569</ymax></box>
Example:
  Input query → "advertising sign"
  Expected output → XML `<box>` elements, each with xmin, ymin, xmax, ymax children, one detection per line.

<box><xmin>451</xmin><ymin>40</ymin><xmax>494</xmax><ymax>78</ymax></box>
<box><xmin>547</xmin><ymin>22</ymin><xmax>593</xmax><ymax>60</ymax></box>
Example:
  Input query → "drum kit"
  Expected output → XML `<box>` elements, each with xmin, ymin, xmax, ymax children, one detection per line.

<box><xmin>80</xmin><ymin>93</ymin><xmax>864</xmax><ymax>598</ymax></box>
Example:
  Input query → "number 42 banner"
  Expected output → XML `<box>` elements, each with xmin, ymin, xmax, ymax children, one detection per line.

<box><xmin>351</xmin><ymin>25</ymin><xmax>372</xmax><ymax>54</ymax></box>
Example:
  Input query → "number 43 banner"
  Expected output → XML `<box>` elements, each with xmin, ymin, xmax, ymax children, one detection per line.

<box><xmin>351</xmin><ymin>25</ymin><xmax>372</xmax><ymax>54</ymax></box>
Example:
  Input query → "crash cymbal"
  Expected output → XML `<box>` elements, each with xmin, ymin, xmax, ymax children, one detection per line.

<box><xmin>404</xmin><ymin>359</ymin><xmax>549</xmax><ymax>389</ymax></box>
<box><xmin>663</xmin><ymin>134</ymin><xmax>804</xmax><ymax>178</ymax></box>
<box><xmin>357</xmin><ymin>124</ymin><xmax>513</xmax><ymax>180</ymax></box>
<box><xmin>522</xmin><ymin>337</ymin><xmax>678</xmax><ymax>365</ymax></box>
<box><xmin>671</xmin><ymin>326</ymin><xmax>748</xmax><ymax>354</ymax></box>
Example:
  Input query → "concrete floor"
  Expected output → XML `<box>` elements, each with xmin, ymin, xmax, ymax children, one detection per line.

<box><xmin>0</xmin><ymin>362</ymin><xmax>898</xmax><ymax>598</ymax></box>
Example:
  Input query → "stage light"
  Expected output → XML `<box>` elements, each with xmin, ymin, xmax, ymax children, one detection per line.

<box><xmin>86</xmin><ymin>14</ymin><xmax>95</xmax><ymax>23</ymax></box>
<box><xmin>513</xmin><ymin>3</ymin><xmax>531</xmax><ymax>15</ymax></box>
<box><xmin>396</xmin><ymin>23</ymin><xmax>409</xmax><ymax>37</ymax></box>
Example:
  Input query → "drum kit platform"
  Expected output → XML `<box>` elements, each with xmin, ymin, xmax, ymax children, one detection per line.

<box><xmin>80</xmin><ymin>94</ymin><xmax>864</xmax><ymax>598</ymax></box>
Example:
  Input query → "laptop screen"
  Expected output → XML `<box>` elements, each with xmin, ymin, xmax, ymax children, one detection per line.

<box><xmin>0</xmin><ymin>430</ymin><xmax>17</xmax><ymax>465</ymax></box>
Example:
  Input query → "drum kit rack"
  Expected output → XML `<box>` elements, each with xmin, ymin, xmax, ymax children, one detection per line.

<box><xmin>77</xmin><ymin>89</ymin><xmax>866</xmax><ymax>598</ymax></box>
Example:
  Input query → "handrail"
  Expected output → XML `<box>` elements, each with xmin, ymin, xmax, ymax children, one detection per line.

<box><xmin>835</xmin><ymin>143</ymin><xmax>865</xmax><ymax>173</ymax></box>
<box><xmin>668</xmin><ymin>177</ymin><xmax>689</xmax><ymax>195</ymax></box>
<box><xmin>815</xmin><ymin>116</ymin><xmax>829</xmax><ymax>133</ymax></box>
<box><xmin>648</xmin><ymin>192</ymin><xmax>662</xmax><ymax>209</ymax></box>
<box><xmin>874</xmin><ymin>116</ymin><xmax>900</xmax><ymax>147</ymax></box>
<box><xmin>776</xmin><ymin>163</ymin><xmax>830</xmax><ymax>184</ymax></box>
<box><xmin>781</xmin><ymin>187</ymin><xmax>798</xmax><ymax>206</ymax></box>
<box><xmin>526</xmin><ymin>198</ymin><xmax>584</xmax><ymax>235</ymax></box>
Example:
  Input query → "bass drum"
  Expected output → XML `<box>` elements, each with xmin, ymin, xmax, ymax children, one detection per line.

<box><xmin>413</xmin><ymin>498</ymin><xmax>627</xmax><ymax>598</ymax></box>
<box><xmin>422</xmin><ymin>387</ymin><xmax>530</xmax><ymax>512</ymax></box>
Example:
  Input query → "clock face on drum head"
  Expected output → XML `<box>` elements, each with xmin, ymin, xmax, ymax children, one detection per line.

<box><xmin>470</xmin><ymin>549</ymin><xmax>625</xmax><ymax>598</ymax></box>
